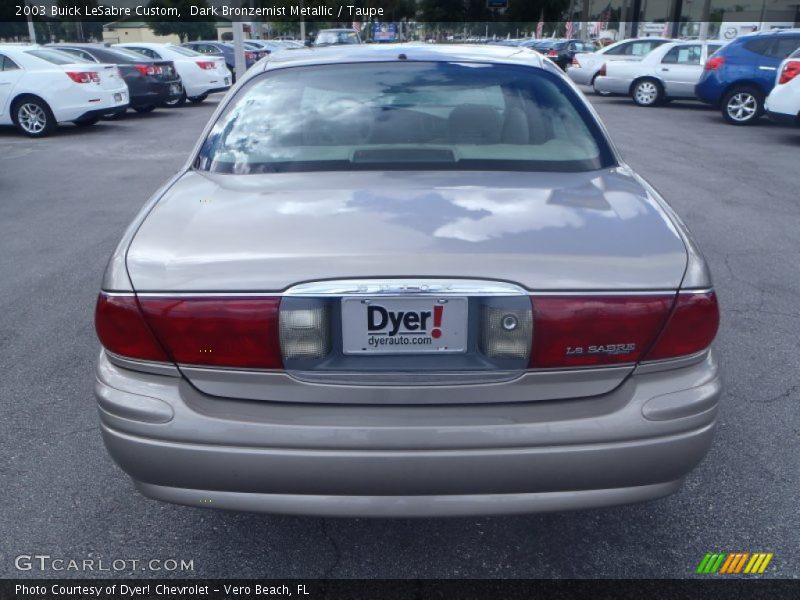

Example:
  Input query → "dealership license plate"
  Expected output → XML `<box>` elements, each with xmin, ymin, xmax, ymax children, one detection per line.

<box><xmin>113</xmin><ymin>93</ymin><xmax>123</xmax><ymax>103</ymax></box>
<box><xmin>341</xmin><ymin>297</ymin><xmax>468</xmax><ymax>355</ymax></box>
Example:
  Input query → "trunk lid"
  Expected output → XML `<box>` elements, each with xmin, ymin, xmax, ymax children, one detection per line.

<box><xmin>126</xmin><ymin>168</ymin><xmax>687</xmax><ymax>293</ymax></box>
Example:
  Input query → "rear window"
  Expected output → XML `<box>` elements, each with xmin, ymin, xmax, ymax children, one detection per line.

<box><xmin>316</xmin><ymin>31</ymin><xmax>360</xmax><ymax>45</ymax></box>
<box><xmin>104</xmin><ymin>47</ymin><xmax>156</xmax><ymax>62</ymax></box>
<box><xmin>167</xmin><ymin>44</ymin><xmax>202</xmax><ymax>56</ymax></box>
<box><xmin>197</xmin><ymin>62</ymin><xmax>614</xmax><ymax>174</ymax></box>
<box><xmin>26</xmin><ymin>48</ymin><xmax>91</xmax><ymax>64</ymax></box>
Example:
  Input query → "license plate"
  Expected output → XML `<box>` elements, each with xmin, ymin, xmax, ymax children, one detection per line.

<box><xmin>113</xmin><ymin>93</ymin><xmax>123</xmax><ymax>103</ymax></box>
<box><xmin>342</xmin><ymin>297</ymin><xmax>468</xmax><ymax>355</ymax></box>
<box><xmin>224</xmin><ymin>77</ymin><xmax>230</xmax><ymax>86</ymax></box>
<box><xmin>170</xmin><ymin>84</ymin><xmax>180</xmax><ymax>94</ymax></box>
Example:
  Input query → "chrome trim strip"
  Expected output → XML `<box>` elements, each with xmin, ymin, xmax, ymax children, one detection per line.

<box><xmin>283</xmin><ymin>279</ymin><xmax>529</xmax><ymax>297</ymax></box>
<box><xmin>106</xmin><ymin>351</ymin><xmax>180</xmax><ymax>378</ymax></box>
<box><xmin>286</xmin><ymin>370</ymin><xmax>525</xmax><ymax>387</ymax></box>
<box><xmin>634</xmin><ymin>350</ymin><xmax>709</xmax><ymax>375</ymax></box>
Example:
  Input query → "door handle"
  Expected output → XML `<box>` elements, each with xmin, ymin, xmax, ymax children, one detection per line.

<box><xmin>661</xmin><ymin>68</ymin><xmax>669</xmax><ymax>71</ymax></box>
<box><xmin>759</xmin><ymin>65</ymin><xmax>777</xmax><ymax>71</ymax></box>
<box><xmin>0</xmin><ymin>82</ymin><xmax>11</xmax><ymax>86</ymax></box>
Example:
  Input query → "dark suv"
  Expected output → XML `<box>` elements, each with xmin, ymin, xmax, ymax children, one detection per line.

<box><xmin>695</xmin><ymin>29</ymin><xmax>800</xmax><ymax>125</ymax></box>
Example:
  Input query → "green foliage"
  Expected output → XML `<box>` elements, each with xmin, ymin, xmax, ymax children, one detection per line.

<box><xmin>146</xmin><ymin>0</ymin><xmax>216</xmax><ymax>42</ymax></box>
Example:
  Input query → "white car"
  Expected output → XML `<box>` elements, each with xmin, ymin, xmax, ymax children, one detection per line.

<box><xmin>594</xmin><ymin>40</ymin><xmax>724</xmax><ymax>106</ymax></box>
<box><xmin>766</xmin><ymin>49</ymin><xmax>800</xmax><ymax>126</ymax></box>
<box><xmin>114</xmin><ymin>43</ymin><xmax>231</xmax><ymax>106</ymax></box>
<box><xmin>567</xmin><ymin>37</ymin><xmax>672</xmax><ymax>94</ymax></box>
<box><xmin>0</xmin><ymin>45</ymin><xmax>128</xmax><ymax>137</ymax></box>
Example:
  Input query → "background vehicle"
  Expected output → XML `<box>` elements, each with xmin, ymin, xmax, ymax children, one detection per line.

<box><xmin>115</xmin><ymin>42</ymin><xmax>230</xmax><ymax>106</ymax></box>
<box><xmin>539</xmin><ymin>39</ymin><xmax>598</xmax><ymax>70</ymax></box>
<box><xmin>314</xmin><ymin>29</ymin><xmax>362</xmax><ymax>46</ymax></box>
<box><xmin>49</xmin><ymin>44</ymin><xmax>182</xmax><ymax>113</ymax></box>
<box><xmin>95</xmin><ymin>45</ymin><xmax>720</xmax><ymax>518</ymax></box>
<box><xmin>595</xmin><ymin>41</ymin><xmax>723</xmax><ymax>106</ymax></box>
<box><xmin>766</xmin><ymin>48</ymin><xmax>800</xmax><ymax>126</ymax></box>
<box><xmin>244</xmin><ymin>39</ymin><xmax>295</xmax><ymax>55</ymax></box>
<box><xmin>180</xmin><ymin>41</ymin><xmax>257</xmax><ymax>82</ymax></box>
<box><xmin>0</xmin><ymin>45</ymin><xmax>128</xmax><ymax>137</ymax></box>
<box><xmin>695</xmin><ymin>29</ymin><xmax>800</xmax><ymax>125</ymax></box>
<box><xmin>568</xmin><ymin>37</ymin><xmax>672</xmax><ymax>93</ymax></box>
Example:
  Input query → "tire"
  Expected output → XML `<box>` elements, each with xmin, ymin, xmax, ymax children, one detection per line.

<box><xmin>162</xmin><ymin>89</ymin><xmax>187</xmax><ymax>108</ymax></box>
<box><xmin>721</xmin><ymin>86</ymin><xmax>764</xmax><ymax>125</ymax></box>
<box><xmin>133</xmin><ymin>105</ymin><xmax>156</xmax><ymax>113</ymax></box>
<box><xmin>73</xmin><ymin>115</ymin><xmax>100</xmax><ymax>127</ymax></box>
<box><xmin>189</xmin><ymin>93</ymin><xmax>208</xmax><ymax>104</ymax></box>
<box><xmin>631</xmin><ymin>78</ymin><xmax>664</xmax><ymax>107</ymax></box>
<box><xmin>12</xmin><ymin>96</ymin><xmax>56</xmax><ymax>138</ymax></box>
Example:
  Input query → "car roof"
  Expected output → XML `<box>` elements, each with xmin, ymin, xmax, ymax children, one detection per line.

<box><xmin>736</xmin><ymin>28</ymin><xmax>800</xmax><ymax>39</ymax></box>
<box><xmin>261</xmin><ymin>43</ymin><xmax>546</xmax><ymax>72</ymax></box>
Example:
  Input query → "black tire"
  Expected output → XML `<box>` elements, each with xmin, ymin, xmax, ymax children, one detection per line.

<box><xmin>189</xmin><ymin>93</ymin><xmax>208</xmax><ymax>104</ymax></box>
<box><xmin>162</xmin><ymin>89</ymin><xmax>187</xmax><ymax>108</ymax></box>
<box><xmin>73</xmin><ymin>115</ymin><xmax>100</xmax><ymax>127</ymax></box>
<box><xmin>631</xmin><ymin>78</ymin><xmax>664</xmax><ymax>107</ymax></box>
<box><xmin>133</xmin><ymin>105</ymin><xmax>156</xmax><ymax>113</ymax></box>
<box><xmin>11</xmin><ymin>95</ymin><xmax>56</xmax><ymax>138</ymax></box>
<box><xmin>721</xmin><ymin>86</ymin><xmax>765</xmax><ymax>125</ymax></box>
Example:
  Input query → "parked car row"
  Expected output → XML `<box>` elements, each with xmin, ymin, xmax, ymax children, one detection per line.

<box><xmin>568</xmin><ymin>29</ymin><xmax>800</xmax><ymax>127</ymax></box>
<box><xmin>0</xmin><ymin>42</ymin><xmax>233</xmax><ymax>137</ymax></box>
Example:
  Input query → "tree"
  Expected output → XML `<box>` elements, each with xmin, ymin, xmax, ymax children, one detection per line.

<box><xmin>146</xmin><ymin>0</ymin><xmax>216</xmax><ymax>42</ymax></box>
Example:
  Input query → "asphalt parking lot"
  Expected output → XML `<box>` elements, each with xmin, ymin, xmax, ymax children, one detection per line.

<box><xmin>1</xmin><ymin>93</ymin><xmax>798</xmax><ymax>579</ymax></box>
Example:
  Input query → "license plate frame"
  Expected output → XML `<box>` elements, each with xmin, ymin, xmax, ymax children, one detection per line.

<box><xmin>341</xmin><ymin>297</ymin><xmax>468</xmax><ymax>355</ymax></box>
<box><xmin>113</xmin><ymin>93</ymin><xmax>123</xmax><ymax>103</ymax></box>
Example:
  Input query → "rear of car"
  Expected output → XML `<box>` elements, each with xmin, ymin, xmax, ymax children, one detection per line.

<box><xmin>543</xmin><ymin>40</ymin><xmax>595</xmax><ymax>70</ymax></box>
<box><xmin>695</xmin><ymin>29</ymin><xmax>800</xmax><ymax>124</ymax></box>
<box><xmin>568</xmin><ymin>38</ymin><xmax>672</xmax><ymax>88</ymax></box>
<box><xmin>51</xmin><ymin>45</ymin><xmax>182</xmax><ymax>111</ymax></box>
<box><xmin>0</xmin><ymin>46</ymin><xmax>128</xmax><ymax>136</ymax></box>
<box><xmin>766</xmin><ymin>49</ymin><xmax>800</xmax><ymax>125</ymax></box>
<box><xmin>95</xmin><ymin>46</ymin><xmax>721</xmax><ymax>517</ymax></box>
<box><xmin>116</xmin><ymin>43</ymin><xmax>231</xmax><ymax>104</ymax></box>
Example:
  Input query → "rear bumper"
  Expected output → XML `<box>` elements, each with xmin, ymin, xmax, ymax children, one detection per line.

<box><xmin>78</xmin><ymin>105</ymin><xmax>128</xmax><ymax>120</ymax></box>
<box><xmin>593</xmin><ymin>76</ymin><xmax>631</xmax><ymax>96</ymax></box>
<box><xmin>96</xmin><ymin>350</ymin><xmax>721</xmax><ymax>516</ymax></box>
<box><xmin>766</xmin><ymin>109</ymin><xmax>799</xmax><ymax>125</ymax></box>
<box><xmin>129</xmin><ymin>79</ymin><xmax>182</xmax><ymax>106</ymax></box>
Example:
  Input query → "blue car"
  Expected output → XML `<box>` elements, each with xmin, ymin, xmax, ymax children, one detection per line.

<box><xmin>695</xmin><ymin>29</ymin><xmax>800</xmax><ymax>125</ymax></box>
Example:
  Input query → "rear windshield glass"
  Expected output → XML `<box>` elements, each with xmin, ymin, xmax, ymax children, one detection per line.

<box><xmin>316</xmin><ymin>31</ymin><xmax>360</xmax><ymax>45</ymax></box>
<box><xmin>167</xmin><ymin>44</ymin><xmax>201</xmax><ymax>56</ymax></box>
<box><xmin>107</xmin><ymin>47</ymin><xmax>157</xmax><ymax>61</ymax></box>
<box><xmin>197</xmin><ymin>62</ymin><xmax>614</xmax><ymax>174</ymax></box>
<box><xmin>26</xmin><ymin>48</ymin><xmax>91</xmax><ymax>64</ymax></box>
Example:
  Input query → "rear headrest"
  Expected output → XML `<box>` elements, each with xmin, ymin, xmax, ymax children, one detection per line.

<box><xmin>448</xmin><ymin>104</ymin><xmax>502</xmax><ymax>144</ymax></box>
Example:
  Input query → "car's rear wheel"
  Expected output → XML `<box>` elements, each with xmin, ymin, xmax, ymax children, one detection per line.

<box><xmin>631</xmin><ymin>79</ymin><xmax>663</xmax><ymax>107</ymax></box>
<box><xmin>133</xmin><ymin>105</ymin><xmax>156</xmax><ymax>113</ymax></box>
<box><xmin>721</xmin><ymin>86</ymin><xmax>764</xmax><ymax>125</ymax></box>
<box><xmin>189</xmin><ymin>93</ymin><xmax>208</xmax><ymax>104</ymax></box>
<box><xmin>73</xmin><ymin>115</ymin><xmax>100</xmax><ymax>127</ymax></box>
<box><xmin>162</xmin><ymin>90</ymin><xmax>187</xmax><ymax>108</ymax></box>
<box><xmin>12</xmin><ymin>96</ymin><xmax>56</xmax><ymax>138</ymax></box>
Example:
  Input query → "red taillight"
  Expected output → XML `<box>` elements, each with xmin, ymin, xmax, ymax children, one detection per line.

<box><xmin>138</xmin><ymin>297</ymin><xmax>283</xmax><ymax>369</ymax></box>
<box><xmin>133</xmin><ymin>64</ymin><xmax>155</xmax><ymax>76</ymax></box>
<box><xmin>598</xmin><ymin>63</ymin><xmax>607</xmax><ymax>76</ymax></box>
<box><xmin>778</xmin><ymin>60</ymin><xmax>800</xmax><ymax>85</ymax></box>
<box><xmin>571</xmin><ymin>57</ymin><xmax>581</xmax><ymax>67</ymax></box>
<box><xmin>643</xmin><ymin>292</ymin><xmax>719</xmax><ymax>361</ymax></box>
<box><xmin>705</xmin><ymin>55</ymin><xmax>725</xmax><ymax>71</ymax></box>
<box><xmin>66</xmin><ymin>71</ymin><xmax>100</xmax><ymax>84</ymax></box>
<box><xmin>95</xmin><ymin>294</ymin><xmax>169</xmax><ymax>362</ymax></box>
<box><xmin>245</xmin><ymin>51</ymin><xmax>255</xmax><ymax>61</ymax></box>
<box><xmin>196</xmin><ymin>60</ymin><xmax>215</xmax><ymax>70</ymax></box>
<box><xmin>547</xmin><ymin>49</ymin><xmax>558</xmax><ymax>57</ymax></box>
<box><xmin>529</xmin><ymin>295</ymin><xmax>675</xmax><ymax>368</ymax></box>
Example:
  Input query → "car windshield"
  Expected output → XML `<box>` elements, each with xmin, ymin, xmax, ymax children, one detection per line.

<box><xmin>197</xmin><ymin>61</ymin><xmax>613</xmax><ymax>174</ymax></box>
<box><xmin>316</xmin><ymin>31</ymin><xmax>359</xmax><ymax>45</ymax></box>
<box><xmin>26</xmin><ymin>48</ymin><xmax>91</xmax><ymax>64</ymax></box>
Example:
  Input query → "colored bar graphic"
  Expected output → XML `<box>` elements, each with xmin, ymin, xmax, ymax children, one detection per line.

<box><xmin>698</xmin><ymin>552</ymin><xmax>773</xmax><ymax>575</ymax></box>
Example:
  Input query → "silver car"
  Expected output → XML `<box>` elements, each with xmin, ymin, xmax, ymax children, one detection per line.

<box><xmin>95</xmin><ymin>44</ymin><xmax>721</xmax><ymax>517</ymax></box>
<box><xmin>594</xmin><ymin>41</ymin><xmax>725</xmax><ymax>106</ymax></box>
